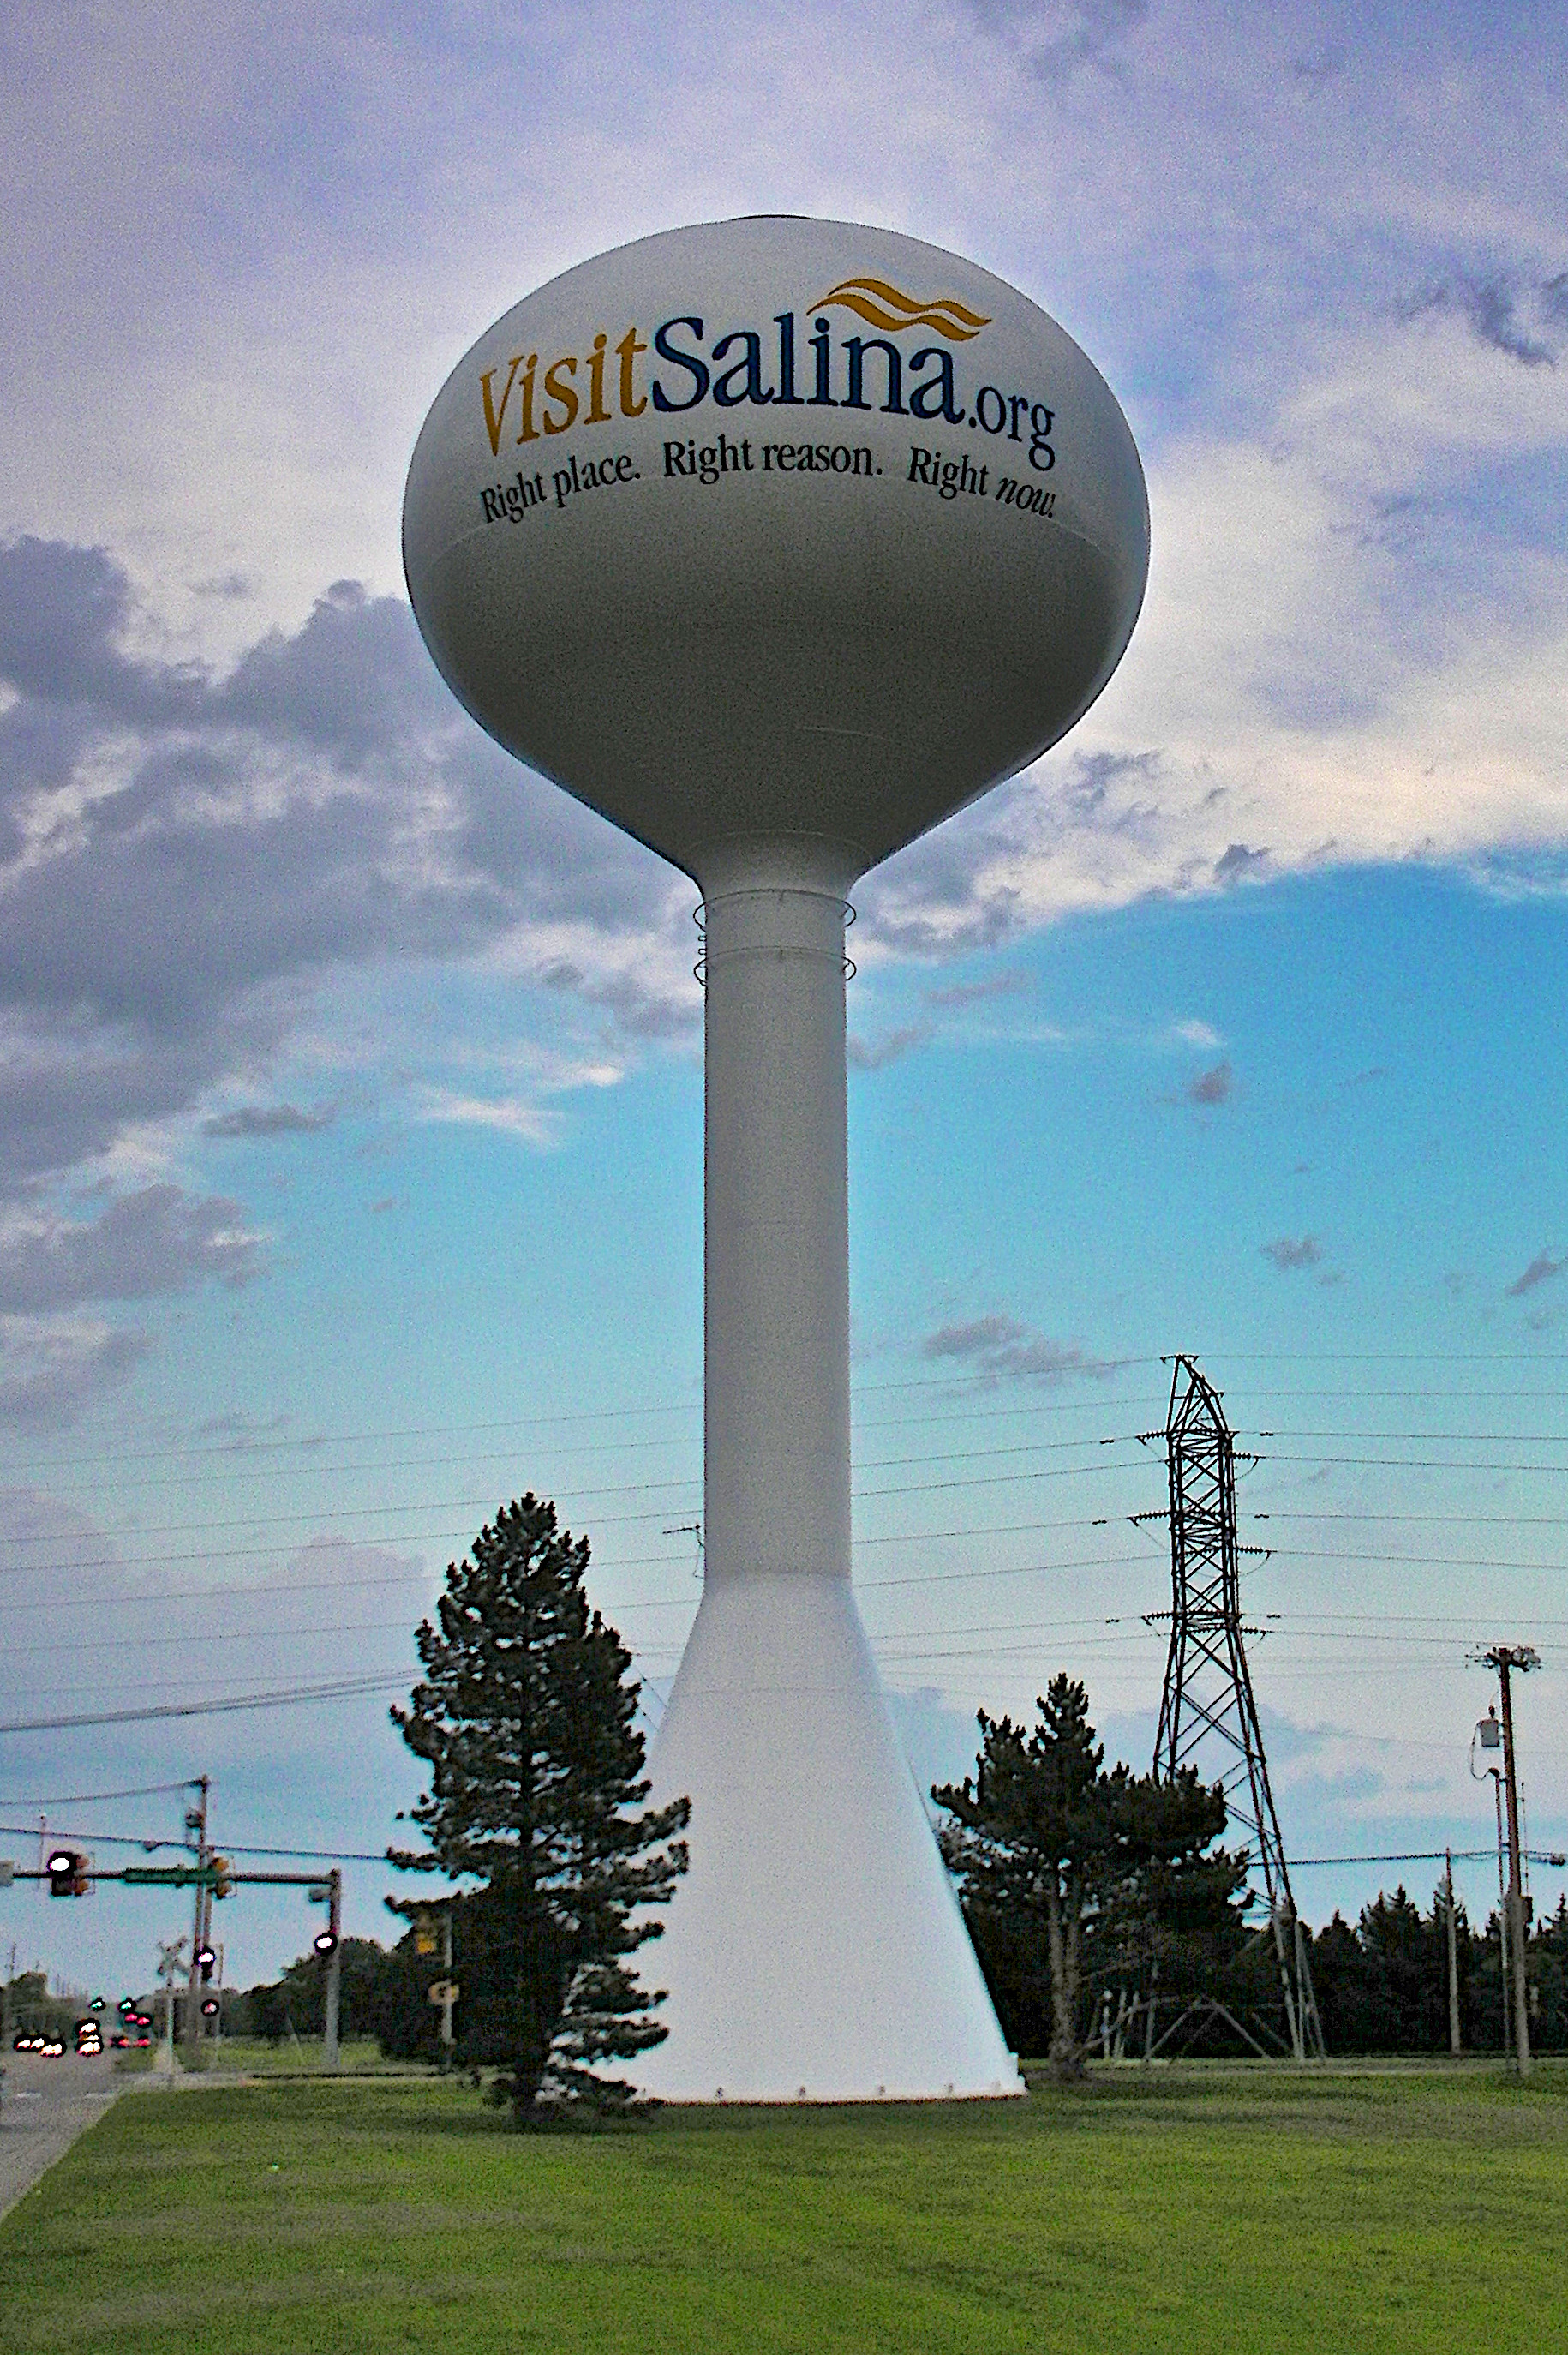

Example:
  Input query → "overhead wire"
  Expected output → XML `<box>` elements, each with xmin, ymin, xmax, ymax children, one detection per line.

<box><xmin>3</xmin><ymin>1351</ymin><xmax>1564</xmax><ymax>1484</ymax></box>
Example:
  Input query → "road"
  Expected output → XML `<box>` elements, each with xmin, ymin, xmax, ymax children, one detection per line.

<box><xmin>0</xmin><ymin>2048</ymin><xmax>123</xmax><ymax>2221</ymax></box>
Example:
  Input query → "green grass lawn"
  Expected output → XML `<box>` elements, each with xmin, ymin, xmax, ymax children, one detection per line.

<box><xmin>3</xmin><ymin>2062</ymin><xmax>1564</xmax><ymax>2353</ymax></box>
<box><xmin>166</xmin><ymin>2037</ymin><xmax>427</xmax><ymax>2076</ymax></box>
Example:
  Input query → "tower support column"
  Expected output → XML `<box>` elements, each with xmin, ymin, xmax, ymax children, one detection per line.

<box><xmin>636</xmin><ymin>835</ymin><xmax>1020</xmax><ymax>2103</ymax></box>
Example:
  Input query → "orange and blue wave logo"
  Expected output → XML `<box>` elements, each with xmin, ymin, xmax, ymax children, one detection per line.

<box><xmin>811</xmin><ymin>278</ymin><xmax>991</xmax><ymax>342</ymax></box>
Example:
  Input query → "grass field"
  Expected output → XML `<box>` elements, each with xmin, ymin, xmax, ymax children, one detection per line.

<box><xmin>3</xmin><ymin>2061</ymin><xmax>1564</xmax><ymax>2353</ymax></box>
<box><xmin>166</xmin><ymin>2037</ymin><xmax>428</xmax><ymax>2076</ymax></box>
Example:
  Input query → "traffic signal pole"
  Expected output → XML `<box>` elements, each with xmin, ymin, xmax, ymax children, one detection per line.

<box><xmin>6</xmin><ymin>1859</ymin><xmax>347</xmax><ymax>2064</ymax></box>
<box><xmin>184</xmin><ymin>1777</ymin><xmax>209</xmax><ymax>2051</ymax></box>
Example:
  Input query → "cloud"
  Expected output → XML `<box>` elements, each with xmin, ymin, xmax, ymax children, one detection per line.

<box><xmin>0</xmin><ymin>1186</ymin><xmax>261</xmax><ymax>1312</ymax></box>
<box><xmin>1408</xmin><ymin>275</ymin><xmax>1558</xmax><ymax>370</ymax></box>
<box><xmin>0</xmin><ymin>537</ymin><xmax>695</xmax><ymax>1418</ymax></box>
<box><xmin>1178</xmin><ymin>1059</ymin><xmax>1232</xmax><ymax>1107</ymax></box>
<box><xmin>0</xmin><ymin>542</ymin><xmax>682</xmax><ymax>1179</ymax></box>
<box><xmin>921</xmin><ymin>1313</ymin><xmax>1119</xmax><ymax>1387</ymax></box>
<box><xmin>201</xmin><ymin>1104</ymin><xmax>333</xmax><ymax>1137</ymax></box>
<box><xmin>0</xmin><ymin>1314</ymin><xmax>150</xmax><ymax>1428</ymax></box>
<box><xmin>847</xmin><ymin>1024</ymin><xmax>931</xmax><ymax>1071</ymax></box>
<box><xmin>964</xmin><ymin>0</ymin><xmax>1149</xmax><ymax>82</ymax></box>
<box><xmin>925</xmin><ymin>973</ymin><xmax>1032</xmax><ymax>1010</ymax></box>
<box><xmin>1506</xmin><ymin>1248</ymin><xmax>1565</xmax><ymax>1298</ymax></box>
<box><xmin>1262</xmin><ymin>1235</ymin><xmax>1322</xmax><ymax>1271</ymax></box>
<box><xmin>1214</xmin><ymin>843</ymin><xmax>1270</xmax><ymax>884</ymax></box>
<box><xmin>416</xmin><ymin>1090</ymin><xmax>560</xmax><ymax>1148</ymax></box>
<box><xmin>1171</xmin><ymin>1019</ymin><xmax>1221</xmax><ymax>1049</ymax></box>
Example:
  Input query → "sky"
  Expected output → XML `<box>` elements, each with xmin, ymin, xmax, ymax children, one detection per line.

<box><xmin>2</xmin><ymin>0</ymin><xmax>1566</xmax><ymax>2002</ymax></box>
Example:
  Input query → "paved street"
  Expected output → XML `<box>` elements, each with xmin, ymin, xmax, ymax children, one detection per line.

<box><xmin>0</xmin><ymin>2049</ymin><xmax>122</xmax><ymax>2220</ymax></box>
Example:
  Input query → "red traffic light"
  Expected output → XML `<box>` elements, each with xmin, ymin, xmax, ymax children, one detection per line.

<box><xmin>46</xmin><ymin>1848</ymin><xmax>90</xmax><ymax>1897</ymax></box>
<box><xmin>200</xmin><ymin>1998</ymin><xmax>220</xmax><ymax>2018</ymax></box>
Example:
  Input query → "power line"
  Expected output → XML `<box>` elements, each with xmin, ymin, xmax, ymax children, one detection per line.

<box><xmin>0</xmin><ymin>1431</ymin><xmax>1140</xmax><ymax>1552</ymax></box>
<box><xmin>0</xmin><ymin>1457</ymin><xmax>1143</xmax><ymax>1582</ymax></box>
<box><xmin>0</xmin><ymin>1671</ymin><xmax>409</xmax><ymax>1735</ymax></box>
<box><xmin>0</xmin><ymin>1363</ymin><xmax>1170</xmax><ymax>1479</ymax></box>
<box><xmin>1259</xmin><ymin>1453</ymin><xmax>1568</xmax><ymax>1474</ymax></box>
<box><xmin>0</xmin><ymin>1391</ymin><xmax>1175</xmax><ymax>1500</ymax></box>
<box><xmin>0</xmin><ymin>1779</ymin><xmax>199</xmax><ymax>1806</ymax></box>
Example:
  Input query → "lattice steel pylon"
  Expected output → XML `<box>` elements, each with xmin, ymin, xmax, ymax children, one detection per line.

<box><xmin>1146</xmin><ymin>1356</ymin><xmax>1326</xmax><ymax>2061</ymax></box>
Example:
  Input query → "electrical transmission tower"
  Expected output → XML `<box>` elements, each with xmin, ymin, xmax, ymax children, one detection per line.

<box><xmin>1145</xmin><ymin>1355</ymin><xmax>1325</xmax><ymax>2061</ymax></box>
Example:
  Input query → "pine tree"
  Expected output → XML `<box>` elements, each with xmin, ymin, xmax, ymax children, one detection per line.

<box><xmin>389</xmin><ymin>1494</ymin><xmax>689</xmax><ymax>2125</ymax></box>
<box><xmin>934</xmin><ymin>1673</ymin><xmax>1233</xmax><ymax>2080</ymax></box>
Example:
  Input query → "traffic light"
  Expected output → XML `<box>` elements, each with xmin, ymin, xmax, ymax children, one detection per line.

<box><xmin>200</xmin><ymin>1998</ymin><xmax>220</xmax><ymax>2019</ymax></box>
<box><xmin>211</xmin><ymin>1856</ymin><xmax>234</xmax><ymax>1900</ymax></box>
<box><xmin>313</xmin><ymin>1929</ymin><xmax>338</xmax><ymax>1956</ymax></box>
<box><xmin>89</xmin><ymin>1997</ymin><xmax>105</xmax><ymax>2013</ymax></box>
<box><xmin>46</xmin><ymin>1848</ymin><xmax>89</xmax><ymax>1897</ymax></box>
<box><xmin>117</xmin><ymin>1998</ymin><xmax>135</xmax><ymax>2017</ymax></box>
<box><xmin>413</xmin><ymin>1909</ymin><xmax>438</xmax><ymax>1957</ymax></box>
<box><xmin>195</xmin><ymin>1944</ymin><xmax>216</xmax><ymax>1984</ymax></box>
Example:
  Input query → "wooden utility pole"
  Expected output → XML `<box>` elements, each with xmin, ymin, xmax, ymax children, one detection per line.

<box><xmin>321</xmin><ymin>1869</ymin><xmax>343</xmax><ymax>2069</ymax></box>
<box><xmin>1444</xmin><ymin>1850</ymin><xmax>1461</xmax><ymax>2056</ymax></box>
<box><xmin>1482</xmin><ymin>1646</ymin><xmax>1540</xmax><ymax>2077</ymax></box>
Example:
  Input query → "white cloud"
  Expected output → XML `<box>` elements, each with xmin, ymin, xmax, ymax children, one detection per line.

<box><xmin>416</xmin><ymin>1089</ymin><xmax>561</xmax><ymax>1148</ymax></box>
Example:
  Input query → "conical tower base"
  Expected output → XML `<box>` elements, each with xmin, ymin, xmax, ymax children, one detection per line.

<box><xmin>635</xmin><ymin>1573</ymin><xmax>1023</xmax><ymax>2103</ymax></box>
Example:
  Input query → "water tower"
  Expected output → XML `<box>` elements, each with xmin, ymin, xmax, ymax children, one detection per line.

<box><xmin>404</xmin><ymin>217</ymin><xmax>1148</xmax><ymax>2100</ymax></box>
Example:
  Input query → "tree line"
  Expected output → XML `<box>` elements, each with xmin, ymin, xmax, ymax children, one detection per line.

<box><xmin>196</xmin><ymin>1878</ymin><xmax>1568</xmax><ymax>2068</ymax></box>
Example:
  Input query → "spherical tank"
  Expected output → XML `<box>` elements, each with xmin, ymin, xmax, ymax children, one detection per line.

<box><xmin>403</xmin><ymin>216</ymin><xmax>1148</xmax><ymax>885</ymax></box>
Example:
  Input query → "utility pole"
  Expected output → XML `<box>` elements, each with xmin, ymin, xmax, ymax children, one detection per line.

<box><xmin>1482</xmin><ymin>1645</ymin><xmax>1539</xmax><ymax>2077</ymax></box>
<box><xmin>1444</xmin><ymin>1849</ymin><xmax>1462</xmax><ymax>2056</ymax></box>
<box><xmin>183</xmin><ymin>1777</ymin><xmax>209</xmax><ymax>2050</ymax></box>
<box><xmin>321</xmin><ymin>1868</ymin><xmax>343</xmax><ymax>2069</ymax></box>
<box><xmin>155</xmin><ymin>1938</ymin><xmax>185</xmax><ymax>2077</ymax></box>
<box><xmin>440</xmin><ymin>1904</ymin><xmax>456</xmax><ymax>2055</ymax></box>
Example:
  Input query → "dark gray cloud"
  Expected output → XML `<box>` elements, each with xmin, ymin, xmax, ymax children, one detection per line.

<box><xmin>202</xmin><ymin>1105</ymin><xmax>333</xmax><ymax>1138</ymax></box>
<box><xmin>1262</xmin><ymin>1235</ymin><xmax>1322</xmax><ymax>1271</ymax></box>
<box><xmin>0</xmin><ymin>540</ymin><xmax>673</xmax><ymax>1080</ymax></box>
<box><xmin>0</xmin><ymin>1186</ymin><xmax>260</xmax><ymax>1312</ymax></box>
<box><xmin>0</xmin><ymin>536</ymin><xmax>685</xmax><ymax>1422</ymax></box>
<box><xmin>1214</xmin><ymin>842</ymin><xmax>1269</xmax><ymax>884</ymax></box>
<box><xmin>925</xmin><ymin>972</ymin><xmax>1031</xmax><ymax>1010</ymax></box>
<box><xmin>1288</xmin><ymin>45</ymin><xmax>1345</xmax><ymax>90</ymax></box>
<box><xmin>964</xmin><ymin>0</ymin><xmax>1147</xmax><ymax>81</ymax></box>
<box><xmin>847</xmin><ymin>1024</ymin><xmax>931</xmax><ymax>1071</ymax></box>
<box><xmin>542</xmin><ymin>960</ymin><xmax>698</xmax><ymax>1043</ymax></box>
<box><xmin>1506</xmin><ymin>1248</ymin><xmax>1565</xmax><ymax>1298</ymax></box>
<box><xmin>921</xmin><ymin>1313</ymin><xmax>1118</xmax><ymax>1386</ymax></box>
<box><xmin>0</xmin><ymin>1319</ymin><xmax>150</xmax><ymax>1429</ymax></box>
<box><xmin>1409</xmin><ymin>275</ymin><xmax>1556</xmax><ymax>369</ymax></box>
<box><xmin>1181</xmin><ymin>1059</ymin><xmax>1232</xmax><ymax>1107</ymax></box>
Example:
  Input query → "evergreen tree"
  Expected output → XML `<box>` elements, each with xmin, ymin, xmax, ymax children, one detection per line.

<box><xmin>389</xmin><ymin>1494</ymin><xmax>689</xmax><ymax>2125</ymax></box>
<box><xmin>934</xmin><ymin>1674</ymin><xmax>1235</xmax><ymax>2080</ymax></box>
